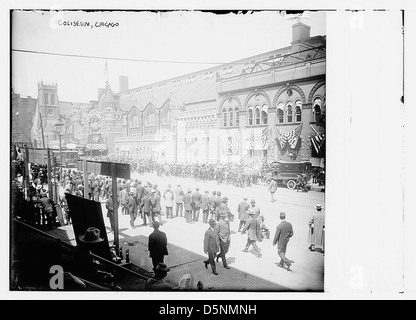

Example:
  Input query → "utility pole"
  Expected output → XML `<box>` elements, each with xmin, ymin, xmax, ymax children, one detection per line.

<box><xmin>111</xmin><ymin>163</ymin><xmax>119</xmax><ymax>253</ymax></box>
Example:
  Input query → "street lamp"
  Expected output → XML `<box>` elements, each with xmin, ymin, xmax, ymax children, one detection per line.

<box><xmin>55</xmin><ymin>118</ymin><xmax>64</xmax><ymax>186</ymax></box>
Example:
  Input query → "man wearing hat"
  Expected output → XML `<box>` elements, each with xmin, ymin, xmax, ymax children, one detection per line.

<box><xmin>308</xmin><ymin>204</ymin><xmax>325</xmax><ymax>252</ymax></box>
<box><xmin>268</xmin><ymin>178</ymin><xmax>278</xmax><ymax>202</ymax></box>
<box><xmin>125</xmin><ymin>190</ymin><xmax>137</xmax><ymax>228</ymax></box>
<box><xmin>201</xmin><ymin>190</ymin><xmax>210</xmax><ymax>224</ymax></box>
<box><xmin>237</xmin><ymin>197</ymin><xmax>250</xmax><ymax>232</ymax></box>
<box><xmin>174</xmin><ymin>184</ymin><xmax>184</xmax><ymax>217</ymax></box>
<box><xmin>148</xmin><ymin>221</ymin><xmax>169</xmax><ymax>269</ymax></box>
<box><xmin>151</xmin><ymin>189</ymin><xmax>162</xmax><ymax>226</ymax></box>
<box><xmin>141</xmin><ymin>190</ymin><xmax>152</xmax><ymax>226</ymax></box>
<box><xmin>203</xmin><ymin>219</ymin><xmax>220</xmax><ymax>275</ymax></box>
<box><xmin>241</xmin><ymin>209</ymin><xmax>262</xmax><ymax>255</ymax></box>
<box><xmin>105</xmin><ymin>192</ymin><xmax>115</xmax><ymax>232</ymax></box>
<box><xmin>183</xmin><ymin>188</ymin><xmax>193</xmax><ymax>223</ymax></box>
<box><xmin>215</xmin><ymin>210</ymin><xmax>231</xmax><ymax>269</ymax></box>
<box><xmin>191</xmin><ymin>187</ymin><xmax>202</xmax><ymax>222</ymax></box>
<box><xmin>145</xmin><ymin>263</ymin><xmax>173</xmax><ymax>291</ymax></box>
<box><xmin>273</xmin><ymin>212</ymin><xmax>294</xmax><ymax>271</ymax></box>
<box><xmin>208</xmin><ymin>191</ymin><xmax>217</xmax><ymax>221</ymax></box>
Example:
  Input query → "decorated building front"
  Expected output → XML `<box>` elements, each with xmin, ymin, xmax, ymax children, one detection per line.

<box><xmin>216</xmin><ymin>23</ymin><xmax>326</xmax><ymax>164</ymax></box>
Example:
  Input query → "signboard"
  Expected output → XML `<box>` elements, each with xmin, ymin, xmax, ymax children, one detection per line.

<box><xmin>66</xmin><ymin>143</ymin><xmax>77</xmax><ymax>149</ymax></box>
<box><xmin>77</xmin><ymin>160</ymin><xmax>131</xmax><ymax>180</ymax></box>
<box><xmin>85</xmin><ymin>144</ymin><xmax>107</xmax><ymax>150</ymax></box>
<box><xmin>26</xmin><ymin>148</ymin><xmax>48</xmax><ymax>165</ymax></box>
<box><xmin>65</xmin><ymin>193</ymin><xmax>111</xmax><ymax>260</ymax></box>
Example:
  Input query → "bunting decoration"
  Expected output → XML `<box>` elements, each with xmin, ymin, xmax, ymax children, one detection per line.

<box><xmin>275</xmin><ymin>123</ymin><xmax>303</xmax><ymax>150</ymax></box>
<box><xmin>309</xmin><ymin>124</ymin><xmax>325</xmax><ymax>155</ymax></box>
<box><xmin>249</xmin><ymin>127</ymin><xmax>269</xmax><ymax>149</ymax></box>
<box><xmin>222</xmin><ymin>135</ymin><xmax>239</xmax><ymax>155</ymax></box>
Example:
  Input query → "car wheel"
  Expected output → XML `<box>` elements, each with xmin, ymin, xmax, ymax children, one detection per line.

<box><xmin>287</xmin><ymin>180</ymin><xmax>296</xmax><ymax>190</ymax></box>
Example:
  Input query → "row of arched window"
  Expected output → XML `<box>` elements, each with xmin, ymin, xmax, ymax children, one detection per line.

<box><xmin>130</xmin><ymin>110</ymin><xmax>171</xmax><ymax>128</ymax></box>
<box><xmin>221</xmin><ymin>97</ymin><xmax>323</xmax><ymax>127</ymax></box>
<box><xmin>222</xmin><ymin>107</ymin><xmax>240</xmax><ymax>127</ymax></box>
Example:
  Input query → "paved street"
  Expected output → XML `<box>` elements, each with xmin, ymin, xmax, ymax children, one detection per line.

<box><xmin>99</xmin><ymin>172</ymin><xmax>325</xmax><ymax>292</ymax></box>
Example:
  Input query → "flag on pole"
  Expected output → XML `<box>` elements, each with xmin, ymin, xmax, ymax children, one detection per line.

<box><xmin>309</xmin><ymin>124</ymin><xmax>325</xmax><ymax>154</ymax></box>
<box><xmin>104</xmin><ymin>60</ymin><xmax>109</xmax><ymax>83</ymax></box>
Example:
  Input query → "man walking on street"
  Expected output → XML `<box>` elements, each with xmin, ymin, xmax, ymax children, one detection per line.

<box><xmin>308</xmin><ymin>204</ymin><xmax>325</xmax><ymax>253</ymax></box>
<box><xmin>151</xmin><ymin>189</ymin><xmax>162</xmax><ymax>226</ymax></box>
<box><xmin>268</xmin><ymin>178</ymin><xmax>278</xmax><ymax>202</ymax></box>
<box><xmin>201</xmin><ymin>190</ymin><xmax>210</xmax><ymax>224</ymax></box>
<box><xmin>148</xmin><ymin>221</ymin><xmax>169</xmax><ymax>269</ymax></box>
<box><xmin>237</xmin><ymin>197</ymin><xmax>250</xmax><ymax>232</ymax></box>
<box><xmin>215</xmin><ymin>212</ymin><xmax>231</xmax><ymax>269</ymax></box>
<box><xmin>126</xmin><ymin>191</ymin><xmax>137</xmax><ymax>229</ymax></box>
<box><xmin>203</xmin><ymin>219</ymin><xmax>219</xmax><ymax>275</ymax></box>
<box><xmin>273</xmin><ymin>212</ymin><xmax>294</xmax><ymax>271</ymax></box>
<box><xmin>141</xmin><ymin>191</ymin><xmax>152</xmax><ymax>226</ymax></box>
<box><xmin>241</xmin><ymin>209</ymin><xmax>262</xmax><ymax>256</ymax></box>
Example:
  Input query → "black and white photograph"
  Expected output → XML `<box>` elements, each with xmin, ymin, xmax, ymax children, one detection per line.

<box><xmin>10</xmin><ymin>9</ymin><xmax>326</xmax><ymax>292</ymax></box>
<box><xmin>5</xmin><ymin>1</ymin><xmax>415</xmax><ymax>301</ymax></box>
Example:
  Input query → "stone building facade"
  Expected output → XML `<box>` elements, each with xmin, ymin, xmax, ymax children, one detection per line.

<box><xmin>26</xmin><ymin>22</ymin><xmax>325</xmax><ymax>165</ymax></box>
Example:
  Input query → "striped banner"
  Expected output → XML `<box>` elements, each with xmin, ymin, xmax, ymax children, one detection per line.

<box><xmin>309</xmin><ymin>124</ymin><xmax>325</xmax><ymax>154</ymax></box>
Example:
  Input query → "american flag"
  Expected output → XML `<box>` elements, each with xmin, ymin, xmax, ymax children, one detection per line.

<box><xmin>309</xmin><ymin>124</ymin><xmax>325</xmax><ymax>154</ymax></box>
<box><xmin>275</xmin><ymin>123</ymin><xmax>303</xmax><ymax>149</ymax></box>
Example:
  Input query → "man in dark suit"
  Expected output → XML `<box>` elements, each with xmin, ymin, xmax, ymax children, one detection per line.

<box><xmin>105</xmin><ymin>192</ymin><xmax>115</xmax><ymax>232</ymax></box>
<box><xmin>273</xmin><ymin>212</ymin><xmax>294</xmax><ymax>271</ymax></box>
<box><xmin>183</xmin><ymin>188</ymin><xmax>193</xmax><ymax>223</ymax></box>
<box><xmin>148</xmin><ymin>221</ymin><xmax>169</xmax><ymax>269</ymax></box>
<box><xmin>203</xmin><ymin>219</ymin><xmax>219</xmax><ymax>275</ymax></box>
<box><xmin>191</xmin><ymin>187</ymin><xmax>202</xmax><ymax>222</ymax></box>
<box><xmin>201</xmin><ymin>190</ymin><xmax>210</xmax><ymax>223</ymax></box>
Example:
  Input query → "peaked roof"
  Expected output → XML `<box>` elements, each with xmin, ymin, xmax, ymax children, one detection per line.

<box><xmin>98</xmin><ymin>82</ymin><xmax>118</xmax><ymax>111</ymax></box>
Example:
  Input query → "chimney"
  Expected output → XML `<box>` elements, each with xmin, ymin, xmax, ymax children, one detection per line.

<box><xmin>119</xmin><ymin>76</ymin><xmax>129</xmax><ymax>92</ymax></box>
<box><xmin>292</xmin><ymin>22</ymin><xmax>310</xmax><ymax>43</ymax></box>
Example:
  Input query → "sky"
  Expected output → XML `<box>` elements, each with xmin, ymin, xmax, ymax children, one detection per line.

<box><xmin>11</xmin><ymin>10</ymin><xmax>326</xmax><ymax>103</ymax></box>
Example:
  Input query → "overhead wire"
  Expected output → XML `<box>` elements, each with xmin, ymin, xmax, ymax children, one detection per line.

<box><xmin>11</xmin><ymin>48</ymin><xmax>225</xmax><ymax>66</ymax></box>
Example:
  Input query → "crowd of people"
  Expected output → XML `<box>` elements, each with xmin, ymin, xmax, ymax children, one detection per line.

<box><xmin>11</xmin><ymin>153</ymin><xmax>325</xmax><ymax>290</ymax></box>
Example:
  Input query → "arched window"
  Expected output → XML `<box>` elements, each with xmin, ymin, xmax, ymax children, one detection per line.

<box><xmin>229</xmin><ymin>108</ymin><xmax>233</xmax><ymax>126</ymax></box>
<box><xmin>132</xmin><ymin>114</ymin><xmax>139</xmax><ymax>127</ymax></box>
<box><xmin>286</xmin><ymin>104</ymin><xmax>293</xmax><ymax>123</ymax></box>
<box><xmin>261</xmin><ymin>104</ymin><xmax>268</xmax><ymax>125</ymax></box>
<box><xmin>248</xmin><ymin>107</ymin><xmax>253</xmax><ymax>126</ymax></box>
<box><xmin>255</xmin><ymin>107</ymin><xmax>261</xmax><ymax>125</ymax></box>
<box><xmin>146</xmin><ymin>112</ymin><xmax>156</xmax><ymax>126</ymax></box>
<box><xmin>162</xmin><ymin>109</ymin><xmax>170</xmax><ymax>125</ymax></box>
<box><xmin>235</xmin><ymin>107</ymin><xmax>240</xmax><ymax>126</ymax></box>
<box><xmin>295</xmin><ymin>100</ymin><xmax>302</xmax><ymax>122</ymax></box>
<box><xmin>50</xmin><ymin>94</ymin><xmax>56</xmax><ymax>105</ymax></box>
<box><xmin>222</xmin><ymin>108</ymin><xmax>227</xmax><ymax>127</ymax></box>
<box><xmin>313</xmin><ymin>98</ymin><xmax>322</xmax><ymax>122</ymax></box>
<box><xmin>277</xmin><ymin>103</ymin><xmax>284</xmax><ymax>124</ymax></box>
<box><xmin>44</xmin><ymin>93</ymin><xmax>49</xmax><ymax>105</ymax></box>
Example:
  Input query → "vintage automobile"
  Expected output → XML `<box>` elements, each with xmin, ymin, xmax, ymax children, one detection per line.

<box><xmin>264</xmin><ymin>160</ymin><xmax>312</xmax><ymax>189</ymax></box>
